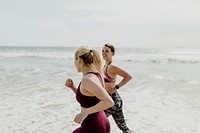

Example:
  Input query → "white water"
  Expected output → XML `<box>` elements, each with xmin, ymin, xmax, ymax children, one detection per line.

<box><xmin>0</xmin><ymin>46</ymin><xmax>200</xmax><ymax>133</ymax></box>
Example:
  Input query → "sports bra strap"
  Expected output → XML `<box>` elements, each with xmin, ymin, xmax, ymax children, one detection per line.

<box><xmin>85</xmin><ymin>72</ymin><xmax>104</xmax><ymax>87</ymax></box>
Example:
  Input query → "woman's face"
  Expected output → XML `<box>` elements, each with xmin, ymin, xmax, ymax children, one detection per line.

<box><xmin>102</xmin><ymin>46</ymin><xmax>113</xmax><ymax>60</ymax></box>
<box><xmin>74</xmin><ymin>56</ymin><xmax>81</xmax><ymax>72</ymax></box>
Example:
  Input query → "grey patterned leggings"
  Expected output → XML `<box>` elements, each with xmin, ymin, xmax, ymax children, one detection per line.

<box><xmin>104</xmin><ymin>91</ymin><xmax>132</xmax><ymax>133</ymax></box>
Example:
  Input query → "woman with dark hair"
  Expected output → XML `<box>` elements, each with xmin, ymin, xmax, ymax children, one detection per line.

<box><xmin>102</xmin><ymin>43</ymin><xmax>133</xmax><ymax>133</ymax></box>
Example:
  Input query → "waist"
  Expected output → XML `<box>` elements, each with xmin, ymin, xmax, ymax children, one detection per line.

<box><xmin>82</xmin><ymin>111</ymin><xmax>107</xmax><ymax>123</ymax></box>
<box><xmin>104</xmin><ymin>77</ymin><xmax>115</xmax><ymax>83</ymax></box>
<box><xmin>108</xmin><ymin>91</ymin><xmax>118</xmax><ymax>96</ymax></box>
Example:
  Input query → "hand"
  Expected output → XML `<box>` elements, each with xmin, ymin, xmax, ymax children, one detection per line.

<box><xmin>107</xmin><ymin>86</ymin><xmax>117</xmax><ymax>94</ymax></box>
<box><xmin>65</xmin><ymin>78</ymin><xmax>74</xmax><ymax>88</ymax></box>
<box><xmin>74</xmin><ymin>110</ymin><xmax>89</xmax><ymax>124</ymax></box>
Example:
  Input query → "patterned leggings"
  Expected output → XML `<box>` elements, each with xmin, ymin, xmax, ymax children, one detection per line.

<box><xmin>104</xmin><ymin>91</ymin><xmax>132</xmax><ymax>133</ymax></box>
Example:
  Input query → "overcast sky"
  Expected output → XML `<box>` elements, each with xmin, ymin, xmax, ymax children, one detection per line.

<box><xmin>0</xmin><ymin>0</ymin><xmax>200</xmax><ymax>48</ymax></box>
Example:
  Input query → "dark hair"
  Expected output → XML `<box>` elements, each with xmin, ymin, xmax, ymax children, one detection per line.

<box><xmin>104</xmin><ymin>43</ymin><xmax>115</xmax><ymax>55</ymax></box>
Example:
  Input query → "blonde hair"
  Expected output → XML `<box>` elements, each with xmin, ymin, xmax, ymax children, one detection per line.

<box><xmin>75</xmin><ymin>46</ymin><xmax>102</xmax><ymax>74</ymax></box>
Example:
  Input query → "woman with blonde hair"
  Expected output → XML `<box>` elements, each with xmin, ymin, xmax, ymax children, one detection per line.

<box><xmin>65</xmin><ymin>46</ymin><xmax>114</xmax><ymax>133</ymax></box>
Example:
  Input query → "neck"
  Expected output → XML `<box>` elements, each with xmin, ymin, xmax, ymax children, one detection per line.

<box><xmin>82</xmin><ymin>66</ymin><xmax>96</xmax><ymax>76</ymax></box>
<box><xmin>106</xmin><ymin>60</ymin><xmax>112</xmax><ymax>65</ymax></box>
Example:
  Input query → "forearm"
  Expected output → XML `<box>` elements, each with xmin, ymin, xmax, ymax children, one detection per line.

<box><xmin>118</xmin><ymin>75</ymin><xmax>132</xmax><ymax>87</ymax></box>
<box><xmin>83</xmin><ymin>99</ymin><xmax>114</xmax><ymax>115</ymax></box>
<box><xmin>70</xmin><ymin>85</ymin><xmax>77</xmax><ymax>94</ymax></box>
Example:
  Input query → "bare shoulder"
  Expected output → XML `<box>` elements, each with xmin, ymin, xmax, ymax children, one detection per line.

<box><xmin>81</xmin><ymin>73</ymin><xmax>100</xmax><ymax>88</ymax></box>
<box><xmin>110</xmin><ymin>63</ymin><xmax>132</xmax><ymax>78</ymax></box>
<box><xmin>109</xmin><ymin>63</ymin><xmax>124</xmax><ymax>73</ymax></box>
<box><xmin>80</xmin><ymin>73</ymin><xmax>105</xmax><ymax>96</ymax></box>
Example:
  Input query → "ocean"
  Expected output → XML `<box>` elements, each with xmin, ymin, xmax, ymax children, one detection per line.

<box><xmin>0</xmin><ymin>46</ymin><xmax>200</xmax><ymax>133</ymax></box>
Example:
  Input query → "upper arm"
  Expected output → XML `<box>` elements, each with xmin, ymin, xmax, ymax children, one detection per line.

<box><xmin>109</xmin><ymin>65</ymin><xmax>132</xmax><ymax>79</ymax></box>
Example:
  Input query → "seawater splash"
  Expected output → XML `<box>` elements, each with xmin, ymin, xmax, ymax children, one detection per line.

<box><xmin>1</xmin><ymin>47</ymin><xmax>200</xmax><ymax>64</ymax></box>
<box><xmin>113</xmin><ymin>48</ymin><xmax>200</xmax><ymax>64</ymax></box>
<box><xmin>0</xmin><ymin>46</ymin><xmax>200</xmax><ymax>133</ymax></box>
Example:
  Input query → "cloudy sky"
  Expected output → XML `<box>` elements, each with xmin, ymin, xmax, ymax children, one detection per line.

<box><xmin>0</xmin><ymin>0</ymin><xmax>200</xmax><ymax>48</ymax></box>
